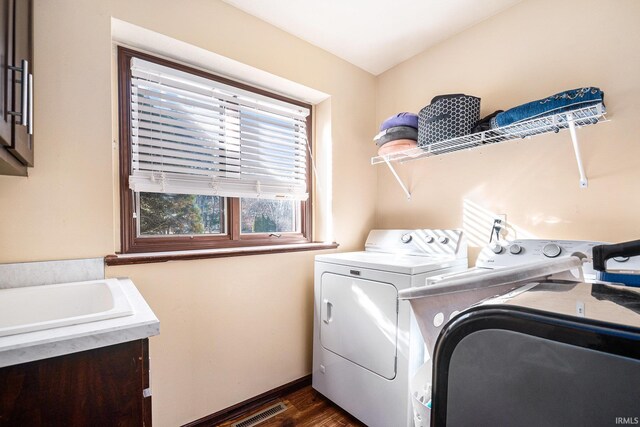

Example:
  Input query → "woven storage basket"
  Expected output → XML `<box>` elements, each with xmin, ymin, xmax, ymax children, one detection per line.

<box><xmin>418</xmin><ymin>94</ymin><xmax>480</xmax><ymax>146</ymax></box>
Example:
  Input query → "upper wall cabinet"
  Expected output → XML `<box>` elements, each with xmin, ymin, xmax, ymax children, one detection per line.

<box><xmin>0</xmin><ymin>0</ymin><xmax>33</xmax><ymax>176</ymax></box>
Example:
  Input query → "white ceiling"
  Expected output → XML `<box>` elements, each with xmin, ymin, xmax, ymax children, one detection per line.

<box><xmin>222</xmin><ymin>0</ymin><xmax>523</xmax><ymax>75</ymax></box>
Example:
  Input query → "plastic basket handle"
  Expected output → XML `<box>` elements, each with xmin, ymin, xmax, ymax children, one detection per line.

<box><xmin>592</xmin><ymin>239</ymin><xmax>640</xmax><ymax>271</ymax></box>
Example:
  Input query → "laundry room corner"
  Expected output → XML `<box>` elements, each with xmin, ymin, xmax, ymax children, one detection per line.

<box><xmin>374</xmin><ymin>0</ymin><xmax>640</xmax><ymax>262</ymax></box>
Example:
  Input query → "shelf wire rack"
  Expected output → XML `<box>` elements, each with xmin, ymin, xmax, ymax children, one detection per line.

<box><xmin>372</xmin><ymin>103</ymin><xmax>607</xmax><ymax>198</ymax></box>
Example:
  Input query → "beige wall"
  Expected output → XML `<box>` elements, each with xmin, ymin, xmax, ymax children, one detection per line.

<box><xmin>0</xmin><ymin>1</ymin><xmax>376</xmax><ymax>425</ymax></box>
<box><xmin>376</xmin><ymin>0</ymin><xmax>640</xmax><ymax>261</ymax></box>
<box><xmin>107</xmin><ymin>252</ymin><xmax>320</xmax><ymax>425</ymax></box>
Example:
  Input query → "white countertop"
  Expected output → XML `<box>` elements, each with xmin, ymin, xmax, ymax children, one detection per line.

<box><xmin>0</xmin><ymin>278</ymin><xmax>159</xmax><ymax>368</ymax></box>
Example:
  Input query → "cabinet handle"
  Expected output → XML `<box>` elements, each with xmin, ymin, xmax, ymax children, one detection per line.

<box><xmin>7</xmin><ymin>59</ymin><xmax>28</xmax><ymax>126</ymax></box>
<box><xmin>21</xmin><ymin>60</ymin><xmax>28</xmax><ymax>127</ymax></box>
<box><xmin>28</xmin><ymin>73</ymin><xmax>33</xmax><ymax>135</ymax></box>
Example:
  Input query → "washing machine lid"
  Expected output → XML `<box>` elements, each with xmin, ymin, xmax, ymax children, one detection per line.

<box><xmin>479</xmin><ymin>280</ymin><xmax>640</xmax><ymax>328</ymax></box>
<box><xmin>399</xmin><ymin>257</ymin><xmax>584</xmax><ymax>300</ymax></box>
<box><xmin>316</xmin><ymin>251</ymin><xmax>468</xmax><ymax>275</ymax></box>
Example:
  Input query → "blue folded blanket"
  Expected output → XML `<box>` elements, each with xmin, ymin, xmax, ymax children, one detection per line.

<box><xmin>491</xmin><ymin>87</ymin><xmax>604</xmax><ymax>129</ymax></box>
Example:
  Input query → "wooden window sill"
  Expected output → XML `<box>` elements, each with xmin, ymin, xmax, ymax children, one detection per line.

<box><xmin>105</xmin><ymin>242</ymin><xmax>339</xmax><ymax>266</ymax></box>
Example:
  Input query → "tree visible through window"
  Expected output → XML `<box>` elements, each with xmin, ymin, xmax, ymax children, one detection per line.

<box><xmin>139</xmin><ymin>193</ymin><xmax>224</xmax><ymax>236</ymax></box>
<box><xmin>240</xmin><ymin>199</ymin><xmax>297</xmax><ymax>234</ymax></box>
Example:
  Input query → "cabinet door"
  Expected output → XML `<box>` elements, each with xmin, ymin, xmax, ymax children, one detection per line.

<box><xmin>0</xmin><ymin>0</ymin><xmax>12</xmax><ymax>147</ymax></box>
<box><xmin>0</xmin><ymin>0</ymin><xmax>28</xmax><ymax>175</ymax></box>
<box><xmin>0</xmin><ymin>339</ymin><xmax>150</xmax><ymax>426</ymax></box>
<box><xmin>7</xmin><ymin>0</ymin><xmax>32</xmax><ymax>166</ymax></box>
<box><xmin>0</xmin><ymin>143</ymin><xmax>26</xmax><ymax>175</ymax></box>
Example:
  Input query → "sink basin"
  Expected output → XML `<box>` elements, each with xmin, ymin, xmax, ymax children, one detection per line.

<box><xmin>0</xmin><ymin>278</ymin><xmax>134</xmax><ymax>337</ymax></box>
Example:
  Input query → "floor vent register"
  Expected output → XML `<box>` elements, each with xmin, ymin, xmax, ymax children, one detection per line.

<box><xmin>231</xmin><ymin>402</ymin><xmax>288</xmax><ymax>427</ymax></box>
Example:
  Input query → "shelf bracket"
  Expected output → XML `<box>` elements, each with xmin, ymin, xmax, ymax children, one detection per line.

<box><xmin>566</xmin><ymin>113</ymin><xmax>588</xmax><ymax>188</ymax></box>
<box><xmin>384</xmin><ymin>157</ymin><xmax>411</xmax><ymax>200</ymax></box>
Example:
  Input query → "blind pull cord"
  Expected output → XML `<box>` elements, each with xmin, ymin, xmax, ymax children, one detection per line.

<box><xmin>304</xmin><ymin>133</ymin><xmax>320</xmax><ymax>190</ymax></box>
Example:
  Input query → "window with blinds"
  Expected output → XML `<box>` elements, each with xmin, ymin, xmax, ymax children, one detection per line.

<box><xmin>128</xmin><ymin>57</ymin><xmax>310</xmax><ymax>201</ymax></box>
<box><xmin>117</xmin><ymin>48</ymin><xmax>313</xmax><ymax>254</ymax></box>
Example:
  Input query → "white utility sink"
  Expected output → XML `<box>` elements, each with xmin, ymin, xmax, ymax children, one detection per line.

<box><xmin>0</xmin><ymin>278</ymin><xmax>134</xmax><ymax>337</ymax></box>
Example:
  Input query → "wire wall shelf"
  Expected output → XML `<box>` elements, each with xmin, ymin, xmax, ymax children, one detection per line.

<box><xmin>372</xmin><ymin>103</ymin><xmax>607</xmax><ymax>199</ymax></box>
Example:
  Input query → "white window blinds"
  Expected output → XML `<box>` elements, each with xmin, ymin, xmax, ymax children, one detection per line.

<box><xmin>128</xmin><ymin>58</ymin><xmax>310</xmax><ymax>201</ymax></box>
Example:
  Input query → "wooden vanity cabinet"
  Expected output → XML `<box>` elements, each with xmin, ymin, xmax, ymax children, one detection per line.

<box><xmin>0</xmin><ymin>0</ymin><xmax>33</xmax><ymax>176</ymax></box>
<box><xmin>0</xmin><ymin>339</ymin><xmax>152</xmax><ymax>426</ymax></box>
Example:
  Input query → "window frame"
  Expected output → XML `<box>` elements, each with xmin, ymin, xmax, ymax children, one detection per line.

<box><xmin>117</xmin><ymin>47</ymin><xmax>313</xmax><ymax>254</ymax></box>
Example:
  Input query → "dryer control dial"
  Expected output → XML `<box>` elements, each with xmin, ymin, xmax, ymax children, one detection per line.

<box><xmin>542</xmin><ymin>243</ymin><xmax>562</xmax><ymax>258</ymax></box>
<box><xmin>491</xmin><ymin>244</ymin><xmax>504</xmax><ymax>254</ymax></box>
<box><xmin>438</xmin><ymin>236</ymin><xmax>449</xmax><ymax>244</ymax></box>
<box><xmin>425</xmin><ymin>236</ymin><xmax>434</xmax><ymax>243</ymax></box>
<box><xmin>509</xmin><ymin>244</ymin><xmax>523</xmax><ymax>255</ymax></box>
<box><xmin>401</xmin><ymin>233</ymin><xmax>413</xmax><ymax>244</ymax></box>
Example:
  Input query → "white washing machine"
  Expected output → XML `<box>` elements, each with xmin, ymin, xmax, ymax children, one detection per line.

<box><xmin>399</xmin><ymin>238</ymin><xmax>640</xmax><ymax>427</ymax></box>
<box><xmin>312</xmin><ymin>229</ymin><xmax>468</xmax><ymax>427</ymax></box>
<box><xmin>399</xmin><ymin>239</ymin><xmax>640</xmax><ymax>427</ymax></box>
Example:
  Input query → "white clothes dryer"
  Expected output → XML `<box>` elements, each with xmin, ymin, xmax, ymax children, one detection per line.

<box><xmin>312</xmin><ymin>229</ymin><xmax>468</xmax><ymax>427</ymax></box>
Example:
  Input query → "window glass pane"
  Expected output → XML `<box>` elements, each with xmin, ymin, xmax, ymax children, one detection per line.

<box><xmin>240</xmin><ymin>198</ymin><xmax>299</xmax><ymax>234</ymax></box>
<box><xmin>138</xmin><ymin>193</ymin><xmax>225</xmax><ymax>236</ymax></box>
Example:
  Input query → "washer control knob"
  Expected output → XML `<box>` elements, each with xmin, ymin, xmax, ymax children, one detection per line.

<box><xmin>491</xmin><ymin>244</ymin><xmax>504</xmax><ymax>254</ymax></box>
<box><xmin>542</xmin><ymin>243</ymin><xmax>562</xmax><ymax>258</ymax></box>
<box><xmin>401</xmin><ymin>233</ymin><xmax>412</xmax><ymax>244</ymax></box>
<box><xmin>438</xmin><ymin>236</ymin><xmax>449</xmax><ymax>244</ymax></box>
<box><xmin>613</xmin><ymin>256</ymin><xmax>630</xmax><ymax>263</ymax></box>
<box><xmin>425</xmin><ymin>236</ymin><xmax>434</xmax><ymax>243</ymax></box>
<box><xmin>509</xmin><ymin>244</ymin><xmax>523</xmax><ymax>255</ymax></box>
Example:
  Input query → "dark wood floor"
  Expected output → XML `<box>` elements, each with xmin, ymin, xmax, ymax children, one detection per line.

<box><xmin>218</xmin><ymin>385</ymin><xmax>365</xmax><ymax>427</ymax></box>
